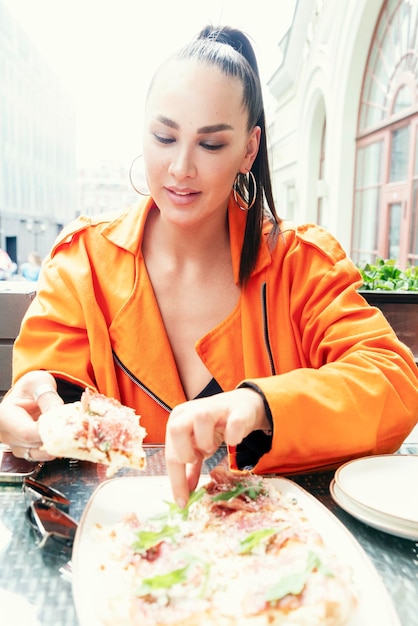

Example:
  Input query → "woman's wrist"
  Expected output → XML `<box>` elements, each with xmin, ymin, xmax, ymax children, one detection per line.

<box><xmin>238</xmin><ymin>382</ymin><xmax>273</xmax><ymax>435</ymax></box>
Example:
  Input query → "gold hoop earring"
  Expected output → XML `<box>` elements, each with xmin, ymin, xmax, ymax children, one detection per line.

<box><xmin>233</xmin><ymin>170</ymin><xmax>257</xmax><ymax>211</ymax></box>
<box><xmin>129</xmin><ymin>155</ymin><xmax>150</xmax><ymax>196</ymax></box>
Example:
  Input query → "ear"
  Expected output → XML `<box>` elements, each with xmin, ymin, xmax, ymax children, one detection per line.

<box><xmin>239</xmin><ymin>126</ymin><xmax>261</xmax><ymax>173</ymax></box>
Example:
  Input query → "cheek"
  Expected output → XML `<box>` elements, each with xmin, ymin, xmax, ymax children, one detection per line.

<box><xmin>206</xmin><ymin>165</ymin><xmax>238</xmax><ymax>205</ymax></box>
<box><xmin>209</xmin><ymin>161</ymin><xmax>238</xmax><ymax>192</ymax></box>
<box><xmin>143</xmin><ymin>146</ymin><xmax>166</xmax><ymax>181</ymax></box>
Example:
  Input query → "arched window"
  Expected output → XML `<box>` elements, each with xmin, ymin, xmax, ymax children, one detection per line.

<box><xmin>352</xmin><ymin>0</ymin><xmax>418</xmax><ymax>267</ymax></box>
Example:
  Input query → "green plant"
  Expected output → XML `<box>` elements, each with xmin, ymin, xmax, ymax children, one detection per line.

<box><xmin>357</xmin><ymin>258</ymin><xmax>418</xmax><ymax>291</ymax></box>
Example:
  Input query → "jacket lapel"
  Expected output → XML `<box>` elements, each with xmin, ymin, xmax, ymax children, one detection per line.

<box><xmin>103</xmin><ymin>195</ymin><xmax>274</xmax><ymax>405</ymax></box>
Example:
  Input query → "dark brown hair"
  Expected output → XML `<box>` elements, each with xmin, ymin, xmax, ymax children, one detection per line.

<box><xmin>175</xmin><ymin>25</ymin><xmax>280</xmax><ymax>285</ymax></box>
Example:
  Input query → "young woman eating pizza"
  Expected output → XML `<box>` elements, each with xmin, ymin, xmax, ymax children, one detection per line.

<box><xmin>0</xmin><ymin>26</ymin><xmax>416</xmax><ymax>508</ymax></box>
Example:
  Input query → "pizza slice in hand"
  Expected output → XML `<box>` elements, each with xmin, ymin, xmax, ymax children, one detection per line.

<box><xmin>38</xmin><ymin>388</ymin><xmax>147</xmax><ymax>477</ymax></box>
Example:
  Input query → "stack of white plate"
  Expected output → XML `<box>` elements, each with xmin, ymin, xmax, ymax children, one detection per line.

<box><xmin>330</xmin><ymin>454</ymin><xmax>418</xmax><ymax>540</ymax></box>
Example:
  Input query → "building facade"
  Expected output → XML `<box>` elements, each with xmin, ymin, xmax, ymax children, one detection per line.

<box><xmin>77</xmin><ymin>160</ymin><xmax>139</xmax><ymax>217</ymax></box>
<box><xmin>0</xmin><ymin>0</ymin><xmax>76</xmax><ymax>266</ymax></box>
<box><xmin>268</xmin><ymin>0</ymin><xmax>418</xmax><ymax>267</ymax></box>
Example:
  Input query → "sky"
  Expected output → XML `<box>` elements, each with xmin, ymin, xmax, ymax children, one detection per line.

<box><xmin>4</xmin><ymin>0</ymin><xmax>296</xmax><ymax>168</ymax></box>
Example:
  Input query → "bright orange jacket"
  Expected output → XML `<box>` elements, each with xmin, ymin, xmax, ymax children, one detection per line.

<box><xmin>13</xmin><ymin>196</ymin><xmax>418</xmax><ymax>474</ymax></box>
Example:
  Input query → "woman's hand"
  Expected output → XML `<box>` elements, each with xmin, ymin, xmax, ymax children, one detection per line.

<box><xmin>0</xmin><ymin>371</ymin><xmax>64</xmax><ymax>462</ymax></box>
<box><xmin>165</xmin><ymin>387</ymin><xmax>269</xmax><ymax>507</ymax></box>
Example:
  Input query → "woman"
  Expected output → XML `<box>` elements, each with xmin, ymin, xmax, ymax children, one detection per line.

<box><xmin>20</xmin><ymin>252</ymin><xmax>42</xmax><ymax>282</ymax></box>
<box><xmin>0</xmin><ymin>26</ymin><xmax>416</xmax><ymax>507</ymax></box>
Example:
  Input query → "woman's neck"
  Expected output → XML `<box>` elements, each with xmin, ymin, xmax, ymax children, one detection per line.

<box><xmin>144</xmin><ymin>207</ymin><xmax>230</xmax><ymax>269</ymax></box>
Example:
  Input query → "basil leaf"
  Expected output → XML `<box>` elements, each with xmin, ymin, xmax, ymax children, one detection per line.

<box><xmin>239</xmin><ymin>528</ymin><xmax>277</xmax><ymax>554</ymax></box>
<box><xmin>164</xmin><ymin>487</ymin><xmax>206</xmax><ymax>520</ymax></box>
<box><xmin>136</xmin><ymin>564</ymin><xmax>190</xmax><ymax>595</ymax></box>
<box><xmin>211</xmin><ymin>480</ymin><xmax>264</xmax><ymax>502</ymax></box>
<box><xmin>132</xmin><ymin>524</ymin><xmax>179</xmax><ymax>552</ymax></box>
<box><xmin>265</xmin><ymin>570</ymin><xmax>308</xmax><ymax>601</ymax></box>
<box><xmin>266</xmin><ymin>551</ymin><xmax>333</xmax><ymax>603</ymax></box>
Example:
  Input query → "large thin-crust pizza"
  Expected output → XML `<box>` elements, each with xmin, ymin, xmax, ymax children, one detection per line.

<box><xmin>91</xmin><ymin>466</ymin><xmax>357</xmax><ymax>625</ymax></box>
<box><xmin>38</xmin><ymin>388</ymin><xmax>147</xmax><ymax>476</ymax></box>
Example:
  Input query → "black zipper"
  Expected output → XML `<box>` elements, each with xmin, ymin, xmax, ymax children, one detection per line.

<box><xmin>261</xmin><ymin>282</ymin><xmax>276</xmax><ymax>375</ymax></box>
<box><xmin>112</xmin><ymin>351</ymin><xmax>172</xmax><ymax>413</ymax></box>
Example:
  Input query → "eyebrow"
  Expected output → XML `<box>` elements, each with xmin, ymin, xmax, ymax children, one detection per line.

<box><xmin>156</xmin><ymin>115</ymin><xmax>233</xmax><ymax>134</ymax></box>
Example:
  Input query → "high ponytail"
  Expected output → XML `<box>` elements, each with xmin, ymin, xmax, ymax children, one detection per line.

<box><xmin>174</xmin><ymin>26</ymin><xmax>280</xmax><ymax>285</ymax></box>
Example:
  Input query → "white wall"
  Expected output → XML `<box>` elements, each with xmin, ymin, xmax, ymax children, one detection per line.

<box><xmin>267</xmin><ymin>0</ymin><xmax>385</xmax><ymax>255</ymax></box>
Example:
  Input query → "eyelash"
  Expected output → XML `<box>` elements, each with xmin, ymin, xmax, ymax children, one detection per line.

<box><xmin>154</xmin><ymin>135</ymin><xmax>173</xmax><ymax>145</ymax></box>
<box><xmin>153</xmin><ymin>134</ymin><xmax>224</xmax><ymax>151</ymax></box>
<box><xmin>202</xmin><ymin>142</ymin><xmax>224</xmax><ymax>151</ymax></box>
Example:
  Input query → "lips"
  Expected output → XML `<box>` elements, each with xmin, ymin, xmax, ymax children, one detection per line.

<box><xmin>165</xmin><ymin>186</ymin><xmax>200</xmax><ymax>204</ymax></box>
<box><xmin>166</xmin><ymin>186</ymin><xmax>198</xmax><ymax>195</ymax></box>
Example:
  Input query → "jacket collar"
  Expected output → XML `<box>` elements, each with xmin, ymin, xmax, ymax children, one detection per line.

<box><xmin>100</xmin><ymin>196</ymin><xmax>153</xmax><ymax>256</ymax></box>
<box><xmin>100</xmin><ymin>193</ymin><xmax>273</xmax><ymax>280</ymax></box>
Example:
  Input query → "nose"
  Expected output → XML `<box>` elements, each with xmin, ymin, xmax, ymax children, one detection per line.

<box><xmin>168</xmin><ymin>146</ymin><xmax>196</xmax><ymax>180</ymax></box>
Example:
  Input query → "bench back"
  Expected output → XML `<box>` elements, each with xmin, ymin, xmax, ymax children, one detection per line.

<box><xmin>0</xmin><ymin>282</ymin><xmax>36</xmax><ymax>399</ymax></box>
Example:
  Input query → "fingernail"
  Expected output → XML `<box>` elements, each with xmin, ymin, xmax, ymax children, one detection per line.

<box><xmin>34</xmin><ymin>384</ymin><xmax>56</xmax><ymax>402</ymax></box>
<box><xmin>176</xmin><ymin>498</ymin><xmax>187</xmax><ymax>509</ymax></box>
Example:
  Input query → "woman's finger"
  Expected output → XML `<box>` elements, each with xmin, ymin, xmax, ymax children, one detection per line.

<box><xmin>168</xmin><ymin>404</ymin><xmax>200</xmax><ymax>463</ymax></box>
<box><xmin>35</xmin><ymin>385</ymin><xmax>63</xmax><ymax>414</ymax></box>
<box><xmin>192</xmin><ymin>408</ymin><xmax>224</xmax><ymax>455</ymax></box>
<box><xmin>186</xmin><ymin>458</ymin><xmax>204</xmax><ymax>493</ymax></box>
<box><xmin>0</xmin><ymin>404</ymin><xmax>43</xmax><ymax>447</ymax></box>
<box><xmin>17</xmin><ymin>445</ymin><xmax>55</xmax><ymax>463</ymax></box>
<box><xmin>165</xmin><ymin>442</ymin><xmax>191</xmax><ymax>508</ymax></box>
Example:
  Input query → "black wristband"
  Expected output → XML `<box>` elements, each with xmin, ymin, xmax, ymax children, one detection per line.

<box><xmin>238</xmin><ymin>381</ymin><xmax>273</xmax><ymax>435</ymax></box>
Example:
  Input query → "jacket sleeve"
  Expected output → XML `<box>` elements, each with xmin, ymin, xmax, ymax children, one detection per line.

<box><xmin>234</xmin><ymin>225</ymin><xmax>418</xmax><ymax>475</ymax></box>
<box><xmin>12</xmin><ymin>222</ymin><xmax>120</xmax><ymax>398</ymax></box>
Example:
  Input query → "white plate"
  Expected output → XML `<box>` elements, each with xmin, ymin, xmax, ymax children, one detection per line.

<box><xmin>330</xmin><ymin>480</ymin><xmax>418</xmax><ymax>541</ymax></box>
<box><xmin>335</xmin><ymin>455</ymin><xmax>418</xmax><ymax>526</ymax></box>
<box><xmin>72</xmin><ymin>476</ymin><xmax>400</xmax><ymax>626</ymax></box>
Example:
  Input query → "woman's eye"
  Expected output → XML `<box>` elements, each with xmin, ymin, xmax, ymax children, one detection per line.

<box><xmin>201</xmin><ymin>142</ymin><xmax>224</xmax><ymax>151</ymax></box>
<box><xmin>154</xmin><ymin>134</ymin><xmax>174</xmax><ymax>145</ymax></box>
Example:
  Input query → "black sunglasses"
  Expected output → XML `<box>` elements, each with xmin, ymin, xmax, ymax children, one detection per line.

<box><xmin>23</xmin><ymin>477</ymin><xmax>78</xmax><ymax>551</ymax></box>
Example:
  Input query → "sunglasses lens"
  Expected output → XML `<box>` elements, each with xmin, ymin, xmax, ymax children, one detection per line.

<box><xmin>23</xmin><ymin>476</ymin><xmax>70</xmax><ymax>511</ymax></box>
<box><xmin>27</xmin><ymin>501</ymin><xmax>77</xmax><ymax>551</ymax></box>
